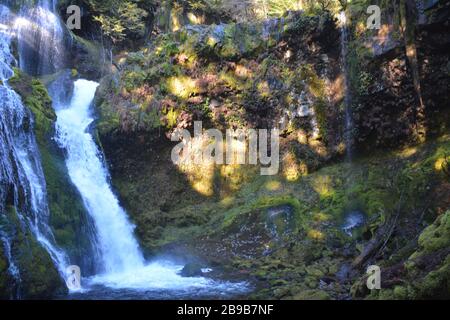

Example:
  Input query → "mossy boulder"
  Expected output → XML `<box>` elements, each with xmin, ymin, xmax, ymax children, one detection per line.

<box><xmin>405</xmin><ymin>211</ymin><xmax>450</xmax><ymax>299</ymax></box>
<box><xmin>14</xmin><ymin>231</ymin><xmax>67</xmax><ymax>299</ymax></box>
<box><xmin>293</xmin><ymin>289</ymin><xmax>331</xmax><ymax>300</ymax></box>
<box><xmin>1</xmin><ymin>206</ymin><xmax>67</xmax><ymax>299</ymax></box>
<box><xmin>412</xmin><ymin>211</ymin><xmax>450</xmax><ymax>257</ymax></box>
<box><xmin>352</xmin><ymin>210</ymin><xmax>450</xmax><ymax>300</ymax></box>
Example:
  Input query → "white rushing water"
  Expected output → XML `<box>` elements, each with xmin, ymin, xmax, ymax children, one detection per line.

<box><xmin>0</xmin><ymin>4</ymin><xmax>68</xmax><ymax>284</ymax></box>
<box><xmin>15</xmin><ymin>0</ymin><xmax>66</xmax><ymax>75</ymax></box>
<box><xmin>55</xmin><ymin>80</ymin><xmax>145</xmax><ymax>274</ymax></box>
<box><xmin>56</xmin><ymin>80</ymin><xmax>248</xmax><ymax>293</ymax></box>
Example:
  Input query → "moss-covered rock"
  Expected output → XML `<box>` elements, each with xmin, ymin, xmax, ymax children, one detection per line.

<box><xmin>89</xmin><ymin>5</ymin><xmax>450</xmax><ymax>300</ymax></box>
<box><xmin>14</xmin><ymin>230</ymin><xmax>66</xmax><ymax>299</ymax></box>
<box><xmin>0</xmin><ymin>244</ymin><xmax>13</xmax><ymax>299</ymax></box>
<box><xmin>352</xmin><ymin>209</ymin><xmax>450</xmax><ymax>300</ymax></box>
<box><xmin>293</xmin><ymin>289</ymin><xmax>331</xmax><ymax>300</ymax></box>
<box><xmin>1</xmin><ymin>206</ymin><xmax>67</xmax><ymax>299</ymax></box>
<box><xmin>404</xmin><ymin>211</ymin><xmax>450</xmax><ymax>299</ymax></box>
<box><xmin>95</xmin><ymin>11</ymin><xmax>340</xmax><ymax>152</ymax></box>
<box><xmin>9</xmin><ymin>68</ymin><xmax>55</xmax><ymax>141</ymax></box>
<box><xmin>412</xmin><ymin>211</ymin><xmax>450</xmax><ymax>257</ymax></box>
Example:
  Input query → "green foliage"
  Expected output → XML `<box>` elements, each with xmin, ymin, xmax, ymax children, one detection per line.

<box><xmin>267</xmin><ymin>0</ymin><xmax>303</xmax><ymax>17</ymax></box>
<box><xmin>206</xmin><ymin>0</ymin><xmax>346</xmax><ymax>20</ymax></box>
<box><xmin>85</xmin><ymin>0</ymin><xmax>150</xmax><ymax>43</ymax></box>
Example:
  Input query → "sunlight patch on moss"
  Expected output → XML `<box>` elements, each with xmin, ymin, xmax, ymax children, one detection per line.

<box><xmin>398</xmin><ymin>146</ymin><xmax>418</xmax><ymax>158</ymax></box>
<box><xmin>307</xmin><ymin>229</ymin><xmax>325</xmax><ymax>241</ymax></box>
<box><xmin>265</xmin><ymin>180</ymin><xmax>282</xmax><ymax>191</ymax></box>
<box><xmin>167</xmin><ymin>76</ymin><xmax>199</xmax><ymax>99</ymax></box>
<box><xmin>257</xmin><ymin>81</ymin><xmax>271</xmax><ymax>98</ymax></box>
<box><xmin>313</xmin><ymin>212</ymin><xmax>330</xmax><ymax>223</ymax></box>
<box><xmin>311</xmin><ymin>175</ymin><xmax>334</xmax><ymax>199</ymax></box>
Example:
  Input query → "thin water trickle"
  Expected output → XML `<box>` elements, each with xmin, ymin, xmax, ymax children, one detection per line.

<box><xmin>342</xmin><ymin>211</ymin><xmax>366</xmax><ymax>237</ymax></box>
<box><xmin>339</xmin><ymin>11</ymin><xmax>354</xmax><ymax>161</ymax></box>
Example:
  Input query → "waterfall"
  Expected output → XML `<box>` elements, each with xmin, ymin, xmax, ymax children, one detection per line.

<box><xmin>15</xmin><ymin>0</ymin><xmax>66</xmax><ymax>75</ymax></box>
<box><xmin>339</xmin><ymin>11</ymin><xmax>354</xmax><ymax>160</ymax></box>
<box><xmin>1</xmin><ymin>1</ymin><xmax>247</xmax><ymax>297</ymax></box>
<box><xmin>0</xmin><ymin>4</ymin><xmax>68</xmax><ymax>290</ymax></box>
<box><xmin>55</xmin><ymin>80</ymin><xmax>145</xmax><ymax>273</ymax></box>
<box><xmin>54</xmin><ymin>80</ymin><xmax>245</xmax><ymax>294</ymax></box>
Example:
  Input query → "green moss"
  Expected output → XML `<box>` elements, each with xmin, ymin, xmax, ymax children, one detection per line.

<box><xmin>40</xmin><ymin>143</ymin><xmax>93</xmax><ymax>260</ymax></box>
<box><xmin>0</xmin><ymin>244</ymin><xmax>12</xmax><ymax>299</ymax></box>
<box><xmin>222</xmin><ymin>194</ymin><xmax>303</xmax><ymax>229</ymax></box>
<box><xmin>415</xmin><ymin>255</ymin><xmax>450</xmax><ymax>299</ymax></box>
<box><xmin>14</xmin><ymin>229</ymin><xmax>67</xmax><ymax>299</ymax></box>
<box><xmin>393</xmin><ymin>286</ymin><xmax>409</xmax><ymax>300</ymax></box>
<box><xmin>415</xmin><ymin>211</ymin><xmax>450</xmax><ymax>256</ymax></box>
<box><xmin>97</xmin><ymin>101</ymin><xmax>121</xmax><ymax>136</ymax></box>
<box><xmin>2</xmin><ymin>206</ymin><xmax>66</xmax><ymax>299</ymax></box>
<box><xmin>9</xmin><ymin>68</ymin><xmax>55</xmax><ymax>141</ymax></box>
<box><xmin>293</xmin><ymin>289</ymin><xmax>330</xmax><ymax>300</ymax></box>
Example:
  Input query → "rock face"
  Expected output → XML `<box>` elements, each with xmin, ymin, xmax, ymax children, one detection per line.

<box><xmin>69</xmin><ymin>35</ymin><xmax>108</xmax><ymax>80</ymax></box>
<box><xmin>0</xmin><ymin>70</ymin><xmax>68</xmax><ymax>298</ymax></box>
<box><xmin>91</xmin><ymin>4</ymin><xmax>450</xmax><ymax>300</ymax></box>
<box><xmin>348</xmin><ymin>0</ymin><xmax>450</xmax><ymax>150</ymax></box>
<box><xmin>95</xmin><ymin>11</ymin><xmax>341</xmax><ymax>144</ymax></box>
<box><xmin>3</xmin><ymin>2</ymin><xmax>449</xmax><ymax>300</ymax></box>
<box><xmin>93</xmin><ymin>11</ymin><xmax>346</xmax><ymax>251</ymax></box>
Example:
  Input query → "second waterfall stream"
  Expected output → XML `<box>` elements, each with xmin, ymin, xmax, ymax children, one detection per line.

<box><xmin>54</xmin><ymin>79</ymin><xmax>247</xmax><ymax>296</ymax></box>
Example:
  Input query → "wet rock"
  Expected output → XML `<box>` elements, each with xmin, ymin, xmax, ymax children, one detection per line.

<box><xmin>266</xmin><ymin>205</ymin><xmax>295</xmax><ymax>239</ymax></box>
<box><xmin>336</xmin><ymin>264</ymin><xmax>352</xmax><ymax>283</ymax></box>
<box><xmin>180</xmin><ymin>263</ymin><xmax>204</xmax><ymax>277</ymax></box>
<box><xmin>273</xmin><ymin>287</ymin><xmax>290</xmax><ymax>299</ymax></box>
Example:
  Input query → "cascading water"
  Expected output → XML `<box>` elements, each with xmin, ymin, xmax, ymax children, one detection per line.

<box><xmin>56</xmin><ymin>80</ymin><xmax>248</xmax><ymax>297</ymax></box>
<box><xmin>1</xmin><ymin>0</ymin><xmax>247</xmax><ymax>298</ymax></box>
<box><xmin>339</xmin><ymin>11</ymin><xmax>354</xmax><ymax>161</ymax></box>
<box><xmin>0</xmin><ymin>6</ymin><xmax>21</xmax><ymax>292</ymax></box>
<box><xmin>55</xmin><ymin>80</ymin><xmax>145</xmax><ymax>273</ymax></box>
<box><xmin>0</xmin><ymin>4</ymin><xmax>68</xmax><ymax>290</ymax></box>
<box><xmin>15</xmin><ymin>0</ymin><xmax>67</xmax><ymax>75</ymax></box>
